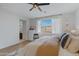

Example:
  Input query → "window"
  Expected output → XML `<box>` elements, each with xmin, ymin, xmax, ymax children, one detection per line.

<box><xmin>37</xmin><ymin>18</ymin><xmax>62</xmax><ymax>34</ymax></box>
<box><xmin>40</xmin><ymin>19</ymin><xmax>52</xmax><ymax>33</ymax></box>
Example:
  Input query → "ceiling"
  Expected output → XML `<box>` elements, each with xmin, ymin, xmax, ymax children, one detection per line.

<box><xmin>0</xmin><ymin>3</ymin><xmax>79</xmax><ymax>19</ymax></box>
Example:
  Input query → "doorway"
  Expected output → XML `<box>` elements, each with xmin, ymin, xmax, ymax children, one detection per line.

<box><xmin>19</xmin><ymin>20</ymin><xmax>26</xmax><ymax>40</ymax></box>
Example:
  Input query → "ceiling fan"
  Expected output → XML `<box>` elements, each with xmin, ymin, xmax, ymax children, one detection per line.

<box><xmin>28</xmin><ymin>3</ymin><xmax>50</xmax><ymax>12</ymax></box>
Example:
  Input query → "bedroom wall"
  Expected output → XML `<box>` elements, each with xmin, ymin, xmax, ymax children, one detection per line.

<box><xmin>76</xmin><ymin>9</ymin><xmax>79</xmax><ymax>30</ymax></box>
<box><xmin>25</xmin><ymin>18</ymin><xmax>30</xmax><ymax>40</ymax></box>
<box><xmin>0</xmin><ymin>10</ymin><xmax>19</xmax><ymax>49</ymax></box>
<box><xmin>61</xmin><ymin>12</ymin><xmax>76</xmax><ymax>32</ymax></box>
<box><xmin>27</xmin><ymin>19</ymin><xmax>36</xmax><ymax>40</ymax></box>
<box><xmin>29</xmin><ymin>19</ymin><xmax>37</xmax><ymax>32</ymax></box>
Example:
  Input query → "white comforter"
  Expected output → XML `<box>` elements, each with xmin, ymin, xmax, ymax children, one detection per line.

<box><xmin>7</xmin><ymin>35</ymin><xmax>79</xmax><ymax>56</ymax></box>
<box><xmin>16</xmin><ymin>36</ymin><xmax>58</xmax><ymax>56</ymax></box>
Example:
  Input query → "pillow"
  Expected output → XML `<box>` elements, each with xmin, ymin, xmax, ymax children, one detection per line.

<box><xmin>61</xmin><ymin>33</ymin><xmax>69</xmax><ymax>48</ymax></box>
<box><xmin>67</xmin><ymin>35</ymin><xmax>79</xmax><ymax>53</ymax></box>
<box><xmin>64</xmin><ymin>37</ymin><xmax>71</xmax><ymax>49</ymax></box>
<box><xmin>59</xmin><ymin>33</ymin><xmax>67</xmax><ymax>41</ymax></box>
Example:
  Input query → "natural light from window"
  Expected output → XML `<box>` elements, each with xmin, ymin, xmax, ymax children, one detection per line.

<box><xmin>37</xmin><ymin>18</ymin><xmax>62</xmax><ymax>34</ymax></box>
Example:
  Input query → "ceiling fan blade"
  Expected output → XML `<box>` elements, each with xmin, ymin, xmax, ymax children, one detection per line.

<box><xmin>29</xmin><ymin>7</ymin><xmax>34</xmax><ymax>11</ymax></box>
<box><xmin>37</xmin><ymin>6</ymin><xmax>42</xmax><ymax>11</ymax></box>
<box><xmin>37</xmin><ymin>3</ymin><xmax>50</xmax><ymax>6</ymax></box>
<box><xmin>29</xmin><ymin>4</ymin><xmax>36</xmax><ymax>11</ymax></box>
<box><xmin>28</xmin><ymin>3</ymin><xmax>34</xmax><ymax>5</ymax></box>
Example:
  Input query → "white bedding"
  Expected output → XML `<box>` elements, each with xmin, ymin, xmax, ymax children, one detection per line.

<box><xmin>15</xmin><ymin>36</ymin><xmax>58</xmax><ymax>56</ymax></box>
<box><xmin>7</xmin><ymin>35</ymin><xmax>79</xmax><ymax>56</ymax></box>
<box><xmin>6</xmin><ymin>35</ymin><xmax>79</xmax><ymax>56</ymax></box>
<box><xmin>59</xmin><ymin>47</ymin><xmax>79</xmax><ymax>56</ymax></box>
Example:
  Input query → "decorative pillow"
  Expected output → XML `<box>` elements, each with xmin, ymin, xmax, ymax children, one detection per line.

<box><xmin>59</xmin><ymin>33</ymin><xmax>67</xmax><ymax>41</ymax></box>
<box><xmin>64</xmin><ymin>37</ymin><xmax>71</xmax><ymax>49</ymax></box>
<box><xmin>61</xmin><ymin>33</ymin><xmax>70</xmax><ymax>48</ymax></box>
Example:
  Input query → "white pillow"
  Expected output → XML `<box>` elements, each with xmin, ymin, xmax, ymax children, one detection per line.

<box><xmin>67</xmin><ymin>35</ymin><xmax>79</xmax><ymax>53</ymax></box>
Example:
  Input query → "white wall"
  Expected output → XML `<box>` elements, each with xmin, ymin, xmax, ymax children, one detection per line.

<box><xmin>61</xmin><ymin>12</ymin><xmax>76</xmax><ymax>32</ymax></box>
<box><xmin>76</xmin><ymin>9</ymin><xmax>79</xmax><ymax>29</ymax></box>
<box><xmin>0</xmin><ymin>10</ymin><xmax>19</xmax><ymax>49</ymax></box>
<box><xmin>22</xmin><ymin>18</ymin><xmax>30</xmax><ymax>40</ymax></box>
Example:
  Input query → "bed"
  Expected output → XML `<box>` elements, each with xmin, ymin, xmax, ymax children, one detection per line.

<box><xmin>59</xmin><ymin>47</ymin><xmax>79</xmax><ymax>56</ymax></box>
<box><xmin>16</xmin><ymin>35</ymin><xmax>59</xmax><ymax>56</ymax></box>
<box><xmin>6</xmin><ymin>34</ymin><xmax>79</xmax><ymax>56</ymax></box>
